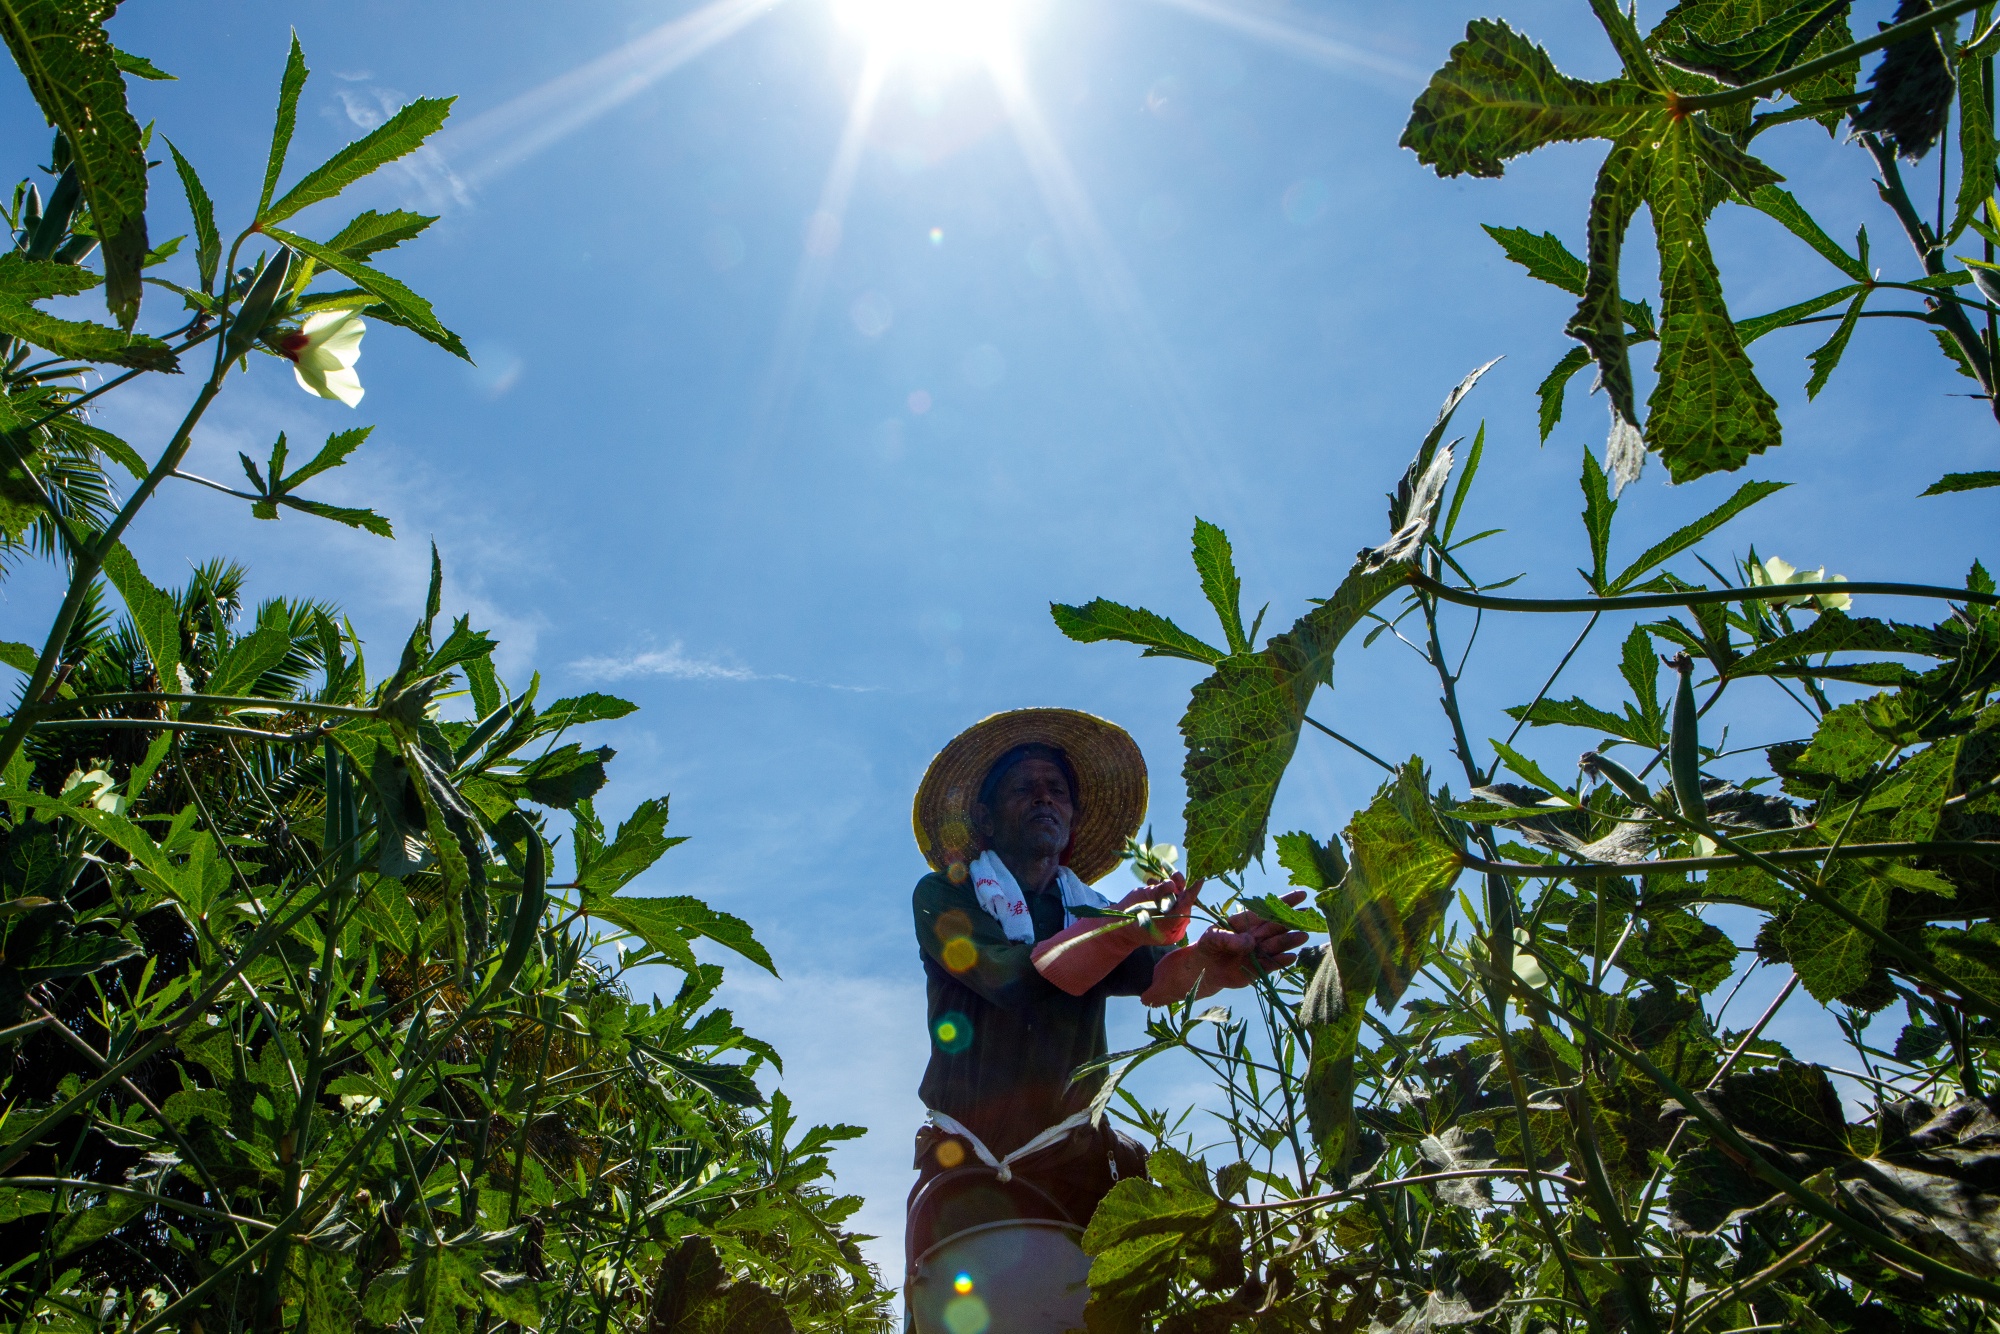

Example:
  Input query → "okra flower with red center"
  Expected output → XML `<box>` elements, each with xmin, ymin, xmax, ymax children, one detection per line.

<box><xmin>277</xmin><ymin>308</ymin><xmax>367</xmax><ymax>406</ymax></box>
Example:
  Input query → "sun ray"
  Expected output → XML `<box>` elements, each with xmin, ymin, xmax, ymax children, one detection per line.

<box><xmin>986</xmin><ymin>55</ymin><xmax>1247</xmax><ymax>529</ymax></box>
<box><xmin>744</xmin><ymin>54</ymin><xmax>891</xmax><ymax>453</ymax></box>
<box><xmin>418</xmin><ymin>0</ymin><xmax>792</xmax><ymax>200</ymax></box>
<box><xmin>1143</xmin><ymin>0</ymin><xmax>1424</xmax><ymax>86</ymax></box>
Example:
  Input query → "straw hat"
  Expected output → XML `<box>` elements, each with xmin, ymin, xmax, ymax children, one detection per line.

<box><xmin>912</xmin><ymin>708</ymin><xmax>1148</xmax><ymax>885</ymax></box>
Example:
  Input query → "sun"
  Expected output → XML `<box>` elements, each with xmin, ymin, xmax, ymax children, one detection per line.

<box><xmin>831</xmin><ymin>0</ymin><xmax>1035</xmax><ymax>69</ymax></box>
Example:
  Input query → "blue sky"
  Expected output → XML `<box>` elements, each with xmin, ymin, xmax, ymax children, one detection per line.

<box><xmin>6</xmin><ymin>0</ymin><xmax>1999</xmax><ymax>1284</ymax></box>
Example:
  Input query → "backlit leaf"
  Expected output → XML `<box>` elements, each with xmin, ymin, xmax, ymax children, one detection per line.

<box><xmin>1747</xmin><ymin>185</ymin><xmax>1870</xmax><ymax>281</ymax></box>
<box><xmin>99</xmin><ymin>540</ymin><xmax>180</xmax><ymax>687</ymax></box>
<box><xmin>325</xmin><ymin>208</ymin><xmax>438</xmax><ymax>260</ymax></box>
<box><xmin>0</xmin><ymin>255</ymin><xmax>176</xmax><ymax>370</ymax></box>
<box><xmin>1051</xmin><ymin>598</ymin><xmax>1224</xmax><ymax>666</ymax></box>
<box><xmin>1645</xmin><ymin>116</ymin><xmax>1783</xmax><ymax>480</ymax></box>
<box><xmin>0</xmin><ymin>0</ymin><xmax>150</xmax><ymax>325</ymax></box>
<box><xmin>1922</xmin><ymin>470</ymin><xmax>2000</xmax><ymax>495</ymax></box>
<box><xmin>1191</xmin><ymin>517</ymin><xmax>1248</xmax><ymax>654</ymax></box>
<box><xmin>1566</xmin><ymin>132</ymin><xmax>1656</xmax><ymax>443</ymax></box>
<box><xmin>1179</xmin><ymin>562</ymin><xmax>1407</xmax><ymax>874</ymax></box>
<box><xmin>263</xmin><ymin>96</ymin><xmax>453</xmax><ymax>225</ymax></box>
<box><xmin>1401</xmin><ymin>19</ymin><xmax>1655</xmax><ymax>178</ymax></box>
<box><xmin>265</xmin><ymin>227</ymin><xmax>470</xmax><ymax>360</ymax></box>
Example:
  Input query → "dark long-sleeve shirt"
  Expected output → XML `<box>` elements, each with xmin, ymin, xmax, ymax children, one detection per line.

<box><xmin>913</xmin><ymin>869</ymin><xmax>1169</xmax><ymax>1159</ymax></box>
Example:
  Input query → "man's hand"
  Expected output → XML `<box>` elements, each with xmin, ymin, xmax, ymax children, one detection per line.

<box><xmin>1031</xmin><ymin>874</ymin><xmax>1207</xmax><ymax>997</ymax></box>
<box><xmin>1111</xmin><ymin>873</ymin><xmax>1202</xmax><ymax>947</ymax></box>
<box><xmin>1139</xmin><ymin>891</ymin><xmax>1310</xmax><ymax>1007</ymax></box>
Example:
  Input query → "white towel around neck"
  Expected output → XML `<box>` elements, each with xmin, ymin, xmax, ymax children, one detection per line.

<box><xmin>968</xmin><ymin>848</ymin><xmax>1111</xmax><ymax>945</ymax></box>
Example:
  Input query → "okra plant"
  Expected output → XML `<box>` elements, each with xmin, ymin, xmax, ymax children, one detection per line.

<box><xmin>1057</xmin><ymin>5</ymin><xmax>2000</xmax><ymax>1332</ymax></box>
<box><xmin>0</xmin><ymin>11</ymin><xmax>889</xmax><ymax>1333</ymax></box>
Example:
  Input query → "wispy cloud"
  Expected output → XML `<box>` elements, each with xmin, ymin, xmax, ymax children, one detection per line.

<box><xmin>570</xmin><ymin>641</ymin><xmax>875</xmax><ymax>691</ymax></box>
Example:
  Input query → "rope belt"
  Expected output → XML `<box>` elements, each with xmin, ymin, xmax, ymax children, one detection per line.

<box><xmin>924</xmin><ymin>1108</ymin><xmax>1094</xmax><ymax>1183</ymax></box>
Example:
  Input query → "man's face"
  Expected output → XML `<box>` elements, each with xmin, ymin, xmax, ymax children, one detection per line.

<box><xmin>975</xmin><ymin>757</ymin><xmax>1075</xmax><ymax>864</ymax></box>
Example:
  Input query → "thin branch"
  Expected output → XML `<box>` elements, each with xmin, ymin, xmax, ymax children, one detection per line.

<box><xmin>1464</xmin><ymin>840</ymin><xmax>2000</xmax><ymax>878</ymax></box>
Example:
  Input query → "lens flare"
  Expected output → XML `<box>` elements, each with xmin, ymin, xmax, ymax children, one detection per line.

<box><xmin>941</xmin><ymin>936</ymin><xmax>978</xmax><ymax>972</ymax></box>
<box><xmin>953</xmin><ymin>1272</ymin><xmax>974</xmax><ymax>1295</ymax></box>
<box><xmin>943</xmin><ymin>1294</ymin><xmax>991</xmax><ymax>1334</ymax></box>
<box><xmin>933</xmin><ymin>1010</ymin><xmax>973</xmax><ymax>1053</ymax></box>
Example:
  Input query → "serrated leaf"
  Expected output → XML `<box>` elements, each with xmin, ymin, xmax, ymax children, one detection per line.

<box><xmin>575</xmin><ymin>796</ymin><xmax>686</xmax><ymax>897</ymax></box>
<box><xmin>1727</xmin><ymin>610</ymin><xmax>1945</xmax><ymax>679</ymax></box>
<box><xmin>1687</xmin><ymin>115</ymin><xmax>1785</xmax><ymax>200</ymax></box>
<box><xmin>99</xmin><ymin>540</ymin><xmax>180</xmax><ymax>687</ymax></box>
<box><xmin>1922</xmin><ymin>470</ymin><xmax>2000</xmax><ymax>495</ymax></box>
<box><xmin>1539</xmin><ymin>344</ymin><xmax>1592</xmax><ymax>441</ymax></box>
<box><xmin>1274</xmin><ymin>829</ymin><xmax>1347</xmax><ymax>891</ymax></box>
<box><xmin>1487</xmin><ymin>739</ymin><xmax>1571</xmax><ymax>798</ymax></box>
<box><xmin>1805</xmin><ymin>289</ymin><xmax>1866</xmax><ymax>397</ymax></box>
<box><xmin>1655</xmin><ymin>0</ymin><xmax>1852</xmax><ymax>86</ymax></box>
<box><xmin>1244</xmin><ymin>893</ymin><xmax>1327</xmax><ymax>933</ymax></box>
<box><xmin>278</xmin><ymin>496</ymin><xmax>392</xmax><ymax>536</ymax></box>
<box><xmin>263</xmin><ymin>96</ymin><xmax>454</xmax><ymax>225</ymax></box>
<box><xmin>592</xmin><ymin>894</ymin><xmax>775</xmax><ymax>975</ymax></box>
<box><xmin>0</xmin><ymin>255</ymin><xmax>175</xmax><ymax>370</ymax></box>
<box><xmin>1567</xmin><ymin>132</ymin><xmax>1656</xmax><ymax>441</ymax></box>
<box><xmin>1953</xmin><ymin>64</ymin><xmax>1996</xmax><ymax>242</ymax></box>
<box><xmin>1607</xmin><ymin>477</ymin><xmax>1785</xmax><ymax>593</ymax></box>
<box><xmin>1620</xmin><ymin>623</ymin><xmax>1664</xmax><ymax>730</ymax></box>
<box><xmin>111</xmin><ymin>45</ymin><xmax>171</xmax><ymax>79</ymax></box>
<box><xmin>1505</xmin><ymin>695</ymin><xmax>1651</xmax><ymax>742</ymax></box>
<box><xmin>1486</xmin><ymin>225</ymin><xmax>1656</xmax><ymax>333</ymax></box>
<box><xmin>1581</xmin><ymin>448</ymin><xmax>1616</xmax><ymax>589</ymax></box>
<box><xmin>280</xmin><ymin>425</ymin><xmax>371</xmax><ymax>491</ymax></box>
<box><xmin>1668</xmin><ymin>1143</ymin><xmax>1784</xmax><ymax>1233</ymax></box>
<box><xmin>1051</xmin><ymin>598</ymin><xmax>1223</xmax><ymax>665</ymax></box>
<box><xmin>0</xmin><ymin>0</ymin><xmax>150</xmax><ymax>326</ymax></box>
<box><xmin>0</xmin><ymin>640</ymin><xmax>35</xmax><ymax>673</ymax></box>
<box><xmin>1191</xmin><ymin>517</ymin><xmax>1248</xmax><ymax>654</ymax></box>
<box><xmin>1782</xmin><ymin>865</ymin><xmax>1886</xmax><ymax>1002</ymax></box>
<box><xmin>1735</xmin><ymin>283</ymin><xmax>1866</xmax><ymax>345</ymax></box>
<box><xmin>325</xmin><ymin>208</ymin><xmax>437</xmax><ymax>260</ymax></box>
<box><xmin>1401</xmin><ymin>18</ymin><xmax>1655</xmax><ymax>178</ymax></box>
<box><xmin>164</xmin><ymin>139</ymin><xmax>219</xmax><ymax>290</ymax></box>
<box><xmin>1179</xmin><ymin>562</ymin><xmax>1408</xmax><ymax>875</ymax></box>
<box><xmin>265</xmin><ymin>227</ymin><xmax>469</xmax><ymax>360</ymax></box>
<box><xmin>1308</xmin><ymin>762</ymin><xmax>1462</xmax><ymax>1174</ymax></box>
<box><xmin>1646</xmin><ymin>116</ymin><xmax>1783</xmax><ymax>480</ymax></box>
<box><xmin>206</xmin><ymin>601</ymin><xmax>294</xmax><ymax>698</ymax></box>
<box><xmin>517</xmin><ymin>743</ymin><xmax>612</xmax><ymax>809</ymax></box>
<box><xmin>260</xmin><ymin>33</ymin><xmax>307</xmax><ymax>216</ymax></box>
<box><xmin>60</xmin><ymin>418</ymin><xmax>145</xmax><ymax>479</ymax></box>
<box><xmin>1627</xmin><ymin>908</ymin><xmax>1737</xmax><ymax>993</ymax></box>
<box><xmin>1484</xmin><ymin>224</ymin><xmax>1587</xmax><ymax>293</ymax></box>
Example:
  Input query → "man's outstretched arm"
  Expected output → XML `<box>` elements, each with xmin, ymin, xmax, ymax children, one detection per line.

<box><xmin>1031</xmin><ymin>874</ymin><xmax>1200</xmax><ymax>996</ymax></box>
<box><xmin>1139</xmin><ymin>893</ymin><xmax>1309</xmax><ymax>1007</ymax></box>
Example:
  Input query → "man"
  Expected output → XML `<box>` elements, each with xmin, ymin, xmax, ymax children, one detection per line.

<box><xmin>906</xmin><ymin>708</ymin><xmax>1307</xmax><ymax>1263</ymax></box>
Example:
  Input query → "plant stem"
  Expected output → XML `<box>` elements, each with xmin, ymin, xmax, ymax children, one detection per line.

<box><xmin>1679</xmin><ymin>0</ymin><xmax>1987</xmax><ymax>112</ymax></box>
<box><xmin>1304</xmin><ymin>714</ymin><xmax>1395</xmax><ymax>772</ymax></box>
<box><xmin>1411</xmin><ymin>571</ymin><xmax>1997</xmax><ymax>614</ymax></box>
<box><xmin>0</xmin><ymin>370</ymin><xmax>227</xmax><ymax>775</ymax></box>
<box><xmin>1861</xmin><ymin>133</ymin><xmax>2000</xmax><ymax>416</ymax></box>
<box><xmin>1462</xmin><ymin>838</ymin><xmax>2000</xmax><ymax>877</ymax></box>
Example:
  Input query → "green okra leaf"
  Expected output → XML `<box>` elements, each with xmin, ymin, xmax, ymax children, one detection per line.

<box><xmin>1401</xmin><ymin>19</ymin><xmax>1657</xmax><ymax>179</ymax></box>
<box><xmin>1051</xmin><ymin>597</ymin><xmax>1224</xmax><ymax>665</ymax></box>
<box><xmin>1645</xmin><ymin>116</ymin><xmax>1783</xmax><ymax>481</ymax></box>
<box><xmin>262</xmin><ymin>96</ymin><xmax>454</xmax><ymax>226</ymax></box>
